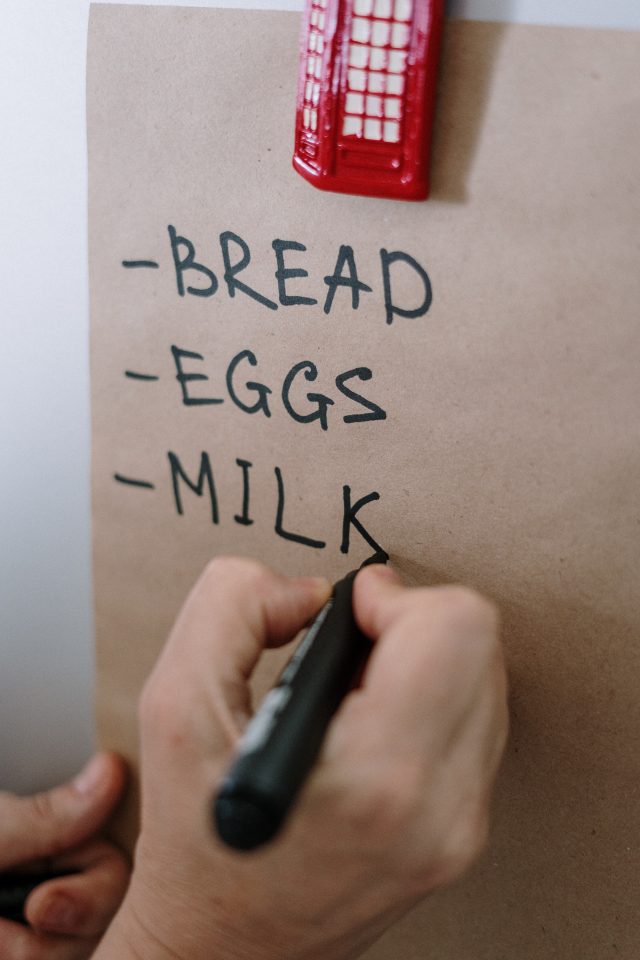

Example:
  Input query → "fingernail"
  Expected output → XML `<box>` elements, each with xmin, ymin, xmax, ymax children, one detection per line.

<box><xmin>39</xmin><ymin>894</ymin><xmax>82</xmax><ymax>934</ymax></box>
<box><xmin>73</xmin><ymin>753</ymin><xmax>106</xmax><ymax>796</ymax></box>
<box><xmin>364</xmin><ymin>564</ymin><xmax>401</xmax><ymax>583</ymax></box>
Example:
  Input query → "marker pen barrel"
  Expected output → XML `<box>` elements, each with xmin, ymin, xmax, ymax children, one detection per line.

<box><xmin>213</xmin><ymin>558</ymin><xmax>384</xmax><ymax>851</ymax></box>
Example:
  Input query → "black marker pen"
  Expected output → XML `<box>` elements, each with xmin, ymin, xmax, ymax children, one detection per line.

<box><xmin>214</xmin><ymin>551</ymin><xmax>388</xmax><ymax>852</ymax></box>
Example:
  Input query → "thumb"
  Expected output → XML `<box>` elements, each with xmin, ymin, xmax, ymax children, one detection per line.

<box><xmin>0</xmin><ymin>752</ymin><xmax>127</xmax><ymax>870</ymax></box>
<box><xmin>353</xmin><ymin>562</ymin><xmax>405</xmax><ymax>639</ymax></box>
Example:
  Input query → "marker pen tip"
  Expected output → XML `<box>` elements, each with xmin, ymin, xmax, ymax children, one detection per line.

<box><xmin>360</xmin><ymin>550</ymin><xmax>389</xmax><ymax>569</ymax></box>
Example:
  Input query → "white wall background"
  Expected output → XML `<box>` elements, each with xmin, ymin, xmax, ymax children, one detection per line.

<box><xmin>2</xmin><ymin>0</ymin><xmax>639</xmax><ymax>795</ymax></box>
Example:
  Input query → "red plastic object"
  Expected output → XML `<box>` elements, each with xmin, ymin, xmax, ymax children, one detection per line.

<box><xmin>293</xmin><ymin>0</ymin><xmax>444</xmax><ymax>201</ymax></box>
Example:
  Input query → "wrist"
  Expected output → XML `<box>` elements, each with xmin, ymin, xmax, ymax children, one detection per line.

<box><xmin>92</xmin><ymin>877</ymin><xmax>251</xmax><ymax>960</ymax></box>
<box><xmin>92</xmin><ymin>895</ymin><xmax>180</xmax><ymax>960</ymax></box>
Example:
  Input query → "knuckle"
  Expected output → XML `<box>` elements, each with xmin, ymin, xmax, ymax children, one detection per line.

<box><xmin>344</xmin><ymin>763</ymin><xmax>420</xmax><ymax>842</ymax></box>
<box><xmin>201</xmin><ymin>554</ymin><xmax>237</xmax><ymax>583</ymax></box>
<box><xmin>198</xmin><ymin>556</ymin><xmax>281</xmax><ymax>615</ymax></box>
<box><xmin>202</xmin><ymin>555</ymin><xmax>271</xmax><ymax>593</ymax></box>
<box><xmin>433</xmin><ymin>803</ymin><xmax>490</xmax><ymax>888</ymax></box>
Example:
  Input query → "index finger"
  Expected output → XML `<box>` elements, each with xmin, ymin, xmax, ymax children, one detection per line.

<box><xmin>140</xmin><ymin>557</ymin><xmax>331</xmax><ymax>756</ymax></box>
<box><xmin>160</xmin><ymin>556</ymin><xmax>331</xmax><ymax>682</ymax></box>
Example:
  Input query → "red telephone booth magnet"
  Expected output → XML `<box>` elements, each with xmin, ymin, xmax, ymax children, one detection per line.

<box><xmin>293</xmin><ymin>0</ymin><xmax>444</xmax><ymax>201</ymax></box>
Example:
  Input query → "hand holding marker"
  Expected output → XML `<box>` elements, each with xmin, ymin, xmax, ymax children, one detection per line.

<box><xmin>214</xmin><ymin>551</ymin><xmax>389</xmax><ymax>851</ymax></box>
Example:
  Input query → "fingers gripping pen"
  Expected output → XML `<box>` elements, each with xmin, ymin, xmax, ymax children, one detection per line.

<box><xmin>213</xmin><ymin>552</ymin><xmax>388</xmax><ymax>851</ymax></box>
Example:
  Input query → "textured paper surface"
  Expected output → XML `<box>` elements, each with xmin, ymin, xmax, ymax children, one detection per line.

<box><xmin>88</xmin><ymin>6</ymin><xmax>640</xmax><ymax>957</ymax></box>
